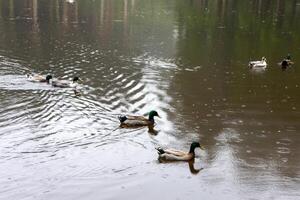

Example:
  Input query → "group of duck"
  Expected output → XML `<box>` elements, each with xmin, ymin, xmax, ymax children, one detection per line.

<box><xmin>27</xmin><ymin>73</ymin><xmax>83</xmax><ymax>95</ymax></box>
<box><xmin>119</xmin><ymin>110</ymin><xmax>204</xmax><ymax>161</ymax></box>
<box><xmin>248</xmin><ymin>54</ymin><xmax>294</xmax><ymax>70</ymax></box>
<box><xmin>27</xmin><ymin>74</ymin><xmax>204</xmax><ymax>162</ymax></box>
<box><xmin>25</xmin><ymin>54</ymin><xmax>293</xmax><ymax>162</ymax></box>
<box><xmin>27</xmin><ymin>74</ymin><xmax>82</xmax><ymax>88</ymax></box>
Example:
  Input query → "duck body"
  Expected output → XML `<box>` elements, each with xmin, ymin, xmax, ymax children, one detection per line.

<box><xmin>27</xmin><ymin>74</ymin><xmax>52</xmax><ymax>83</ymax></box>
<box><xmin>156</xmin><ymin>142</ymin><xmax>203</xmax><ymax>162</ymax></box>
<box><xmin>50</xmin><ymin>76</ymin><xmax>81</xmax><ymax>88</ymax></box>
<box><xmin>248</xmin><ymin>57</ymin><xmax>267</xmax><ymax>69</ymax></box>
<box><xmin>51</xmin><ymin>79</ymin><xmax>74</xmax><ymax>88</ymax></box>
<box><xmin>118</xmin><ymin>110</ymin><xmax>159</xmax><ymax>128</ymax></box>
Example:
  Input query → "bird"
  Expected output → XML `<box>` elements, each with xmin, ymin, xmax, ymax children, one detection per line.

<box><xmin>281</xmin><ymin>54</ymin><xmax>294</xmax><ymax>69</ymax></box>
<box><xmin>248</xmin><ymin>57</ymin><xmax>267</xmax><ymax>69</ymax></box>
<box><xmin>27</xmin><ymin>74</ymin><xmax>53</xmax><ymax>83</ymax></box>
<box><xmin>118</xmin><ymin>110</ymin><xmax>160</xmax><ymax>127</ymax></box>
<box><xmin>156</xmin><ymin>142</ymin><xmax>204</xmax><ymax>161</ymax></box>
<box><xmin>50</xmin><ymin>76</ymin><xmax>82</xmax><ymax>88</ymax></box>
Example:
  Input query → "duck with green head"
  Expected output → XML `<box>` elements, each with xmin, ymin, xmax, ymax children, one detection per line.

<box><xmin>118</xmin><ymin>110</ymin><xmax>160</xmax><ymax>128</ymax></box>
<box><xmin>281</xmin><ymin>54</ymin><xmax>294</xmax><ymax>69</ymax></box>
<box><xmin>156</xmin><ymin>142</ymin><xmax>204</xmax><ymax>161</ymax></box>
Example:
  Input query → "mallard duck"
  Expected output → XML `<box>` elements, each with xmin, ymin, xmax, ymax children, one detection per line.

<box><xmin>248</xmin><ymin>57</ymin><xmax>267</xmax><ymax>69</ymax></box>
<box><xmin>156</xmin><ymin>142</ymin><xmax>204</xmax><ymax>161</ymax></box>
<box><xmin>281</xmin><ymin>54</ymin><xmax>294</xmax><ymax>69</ymax></box>
<box><xmin>27</xmin><ymin>74</ymin><xmax>53</xmax><ymax>83</ymax></box>
<box><xmin>118</xmin><ymin>110</ymin><xmax>160</xmax><ymax>127</ymax></box>
<box><xmin>50</xmin><ymin>76</ymin><xmax>82</xmax><ymax>88</ymax></box>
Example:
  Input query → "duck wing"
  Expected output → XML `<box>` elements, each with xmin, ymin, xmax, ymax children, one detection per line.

<box><xmin>249</xmin><ymin>61</ymin><xmax>258</xmax><ymax>65</ymax></box>
<box><xmin>27</xmin><ymin>74</ymin><xmax>46</xmax><ymax>82</ymax></box>
<box><xmin>249</xmin><ymin>61</ymin><xmax>260</xmax><ymax>65</ymax></box>
<box><xmin>163</xmin><ymin>148</ymin><xmax>187</xmax><ymax>156</ymax></box>
<box><xmin>255</xmin><ymin>61</ymin><xmax>267</xmax><ymax>67</ymax></box>
<box><xmin>118</xmin><ymin>115</ymin><xmax>146</xmax><ymax>122</ymax></box>
<box><xmin>159</xmin><ymin>153</ymin><xmax>193</xmax><ymax>161</ymax></box>
<box><xmin>120</xmin><ymin>119</ymin><xmax>149</xmax><ymax>127</ymax></box>
<box><xmin>119</xmin><ymin>114</ymin><xmax>150</xmax><ymax>127</ymax></box>
<box><xmin>155</xmin><ymin>147</ymin><xmax>187</xmax><ymax>156</ymax></box>
<box><xmin>126</xmin><ymin>115</ymin><xmax>147</xmax><ymax>120</ymax></box>
<box><xmin>52</xmin><ymin>80</ymin><xmax>71</xmax><ymax>88</ymax></box>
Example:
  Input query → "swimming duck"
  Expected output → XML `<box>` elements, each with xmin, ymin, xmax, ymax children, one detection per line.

<box><xmin>156</xmin><ymin>142</ymin><xmax>204</xmax><ymax>161</ymax></box>
<box><xmin>281</xmin><ymin>54</ymin><xmax>294</xmax><ymax>69</ymax></box>
<box><xmin>118</xmin><ymin>110</ymin><xmax>160</xmax><ymax>127</ymax></box>
<box><xmin>50</xmin><ymin>76</ymin><xmax>82</xmax><ymax>88</ymax></box>
<box><xmin>27</xmin><ymin>74</ymin><xmax>53</xmax><ymax>83</ymax></box>
<box><xmin>248</xmin><ymin>57</ymin><xmax>267</xmax><ymax>69</ymax></box>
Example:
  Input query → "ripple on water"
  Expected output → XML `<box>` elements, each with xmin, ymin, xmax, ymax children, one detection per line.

<box><xmin>0</xmin><ymin>53</ymin><xmax>177</xmax><ymax>158</ymax></box>
<box><xmin>0</xmin><ymin>51</ymin><xmax>180</xmax><ymax>200</ymax></box>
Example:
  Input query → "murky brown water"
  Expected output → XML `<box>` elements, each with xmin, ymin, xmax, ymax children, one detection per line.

<box><xmin>0</xmin><ymin>0</ymin><xmax>300</xmax><ymax>199</ymax></box>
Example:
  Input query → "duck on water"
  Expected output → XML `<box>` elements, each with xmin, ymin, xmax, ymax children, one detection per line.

<box><xmin>118</xmin><ymin>110</ymin><xmax>160</xmax><ymax>128</ymax></box>
<box><xmin>248</xmin><ymin>57</ymin><xmax>267</xmax><ymax>69</ymax></box>
<box><xmin>27</xmin><ymin>74</ymin><xmax>53</xmax><ymax>83</ymax></box>
<box><xmin>28</xmin><ymin>74</ymin><xmax>82</xmax><ymax>88</ymax></box>
<box><xmin>281</xmin><ymin>54</ymin><xmax>294</xmax><ymax>69</ymax></box>
<box><xmin>156</xmin><ymin>142</ymin><xmax>204</xmax><ymax>162</ymax></box>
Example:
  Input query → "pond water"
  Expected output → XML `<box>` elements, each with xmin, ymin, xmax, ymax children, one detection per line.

<box><xmin>0</xmin><ymin>0</ymin><xmax>300</xmax><ymax>199</ymax></box>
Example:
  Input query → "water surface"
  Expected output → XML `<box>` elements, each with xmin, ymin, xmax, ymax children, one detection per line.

<box><xmin>0</xmin><ymin>0</ymin><xmax>300</xmax><ymax>199</ymax></box>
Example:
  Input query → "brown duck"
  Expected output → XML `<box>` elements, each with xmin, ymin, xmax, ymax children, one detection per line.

<box><xmin>118</xmin><ymin>110</ymin><xmax>160</xmax><ymax>128</ymax></box>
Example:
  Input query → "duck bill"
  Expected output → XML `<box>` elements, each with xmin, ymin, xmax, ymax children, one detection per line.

<box><xmin>200</xmin><ymin>146</ymin><xmax>205</xmax><ymax>150</ymax></box>
<box><xmin>157</xmin><ymin>114</ymin><xmax>161</xmax><ymax>118</ymax></box>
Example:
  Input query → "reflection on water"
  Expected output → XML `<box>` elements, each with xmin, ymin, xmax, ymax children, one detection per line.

<box><xmin>0</xmin><ymin>0</ymin><xmax>300</xmax><ymax>199</ymax></box>
<box><xmin>188</xmin><ymin>160</ymin><xmax>203</xmax><ymax>175</ymax></box>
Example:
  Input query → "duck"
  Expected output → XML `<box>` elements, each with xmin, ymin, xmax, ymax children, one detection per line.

<box><xmin>248</xmin><ymin>57</ymin><xmax>267</xmax><ymax>69</ymax></box>
<box><xmin>27</xmin><ymin>74</ymin><xmax>53</xmax><ymax>83</ymax></box>
<box><xmin>118</xmin><ymin>110</ymin><xmax>160</xmax><ymax>127</ymax></box>
<box><xmin>156</xmin><ymin>142</ymin><xmax>204</xmax><ymax>161</ymax></box>
<box><xmin>281</xmin><ymin>54</ymin><xmax>294</xmax><ymax>69</ymax></box>
<box><xmin>49</xmin><ymin>76</ymin><xmax>82</xmax><ymax>88</ymax></box>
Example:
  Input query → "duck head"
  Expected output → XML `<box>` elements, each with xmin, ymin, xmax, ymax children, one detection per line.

<box><xmin>189</xmin><ymin>142</ymin><xmax>204</xmax><ymax>153</ymax></box>
<box><xmin>46</xmin><ymin>75</ymin><xmax>53</xmax><ymax>83</ymax></box>
<box><xmin>286</xmin><ymin>54</ymin><xmax>291</xmax><ymax>60</ymax></box>
<box><xmin>281</xmin><ymin>60</ymin><xmax>289</xmax><ymax>68</ymax></box>
<box><xmin>73</xmin><ymin>76</ymin><xmax>82</xmax><ymax>83</ymax></box>
<box><xmin>262</xmin><ymin>57</ymin><xmax>267</xmax><ymax>62</ymax></box>
<box><xmin>148</xmin><ymin>110</ymin><xmax>160</xmax><ymax>122</ymax></box>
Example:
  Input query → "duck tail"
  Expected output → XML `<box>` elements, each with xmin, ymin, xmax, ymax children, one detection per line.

<box><xmin>118</xmin><ymin>115</ymin><xmax>127</xmax><ymax>123</ymax></box>
<box><xmin>73</xmin><ymin>89</ymin><xmax>81</xmax><ymax>96</ymax></box>
<box><xmin>155</xmin><ymin>147</ymin><xmax>165</xmax><ymax>155</ymax></box>
<box><xmin>26</xmin><ymin>73</ymin><xmax>33</xmax><ymax>78</ymax></box>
